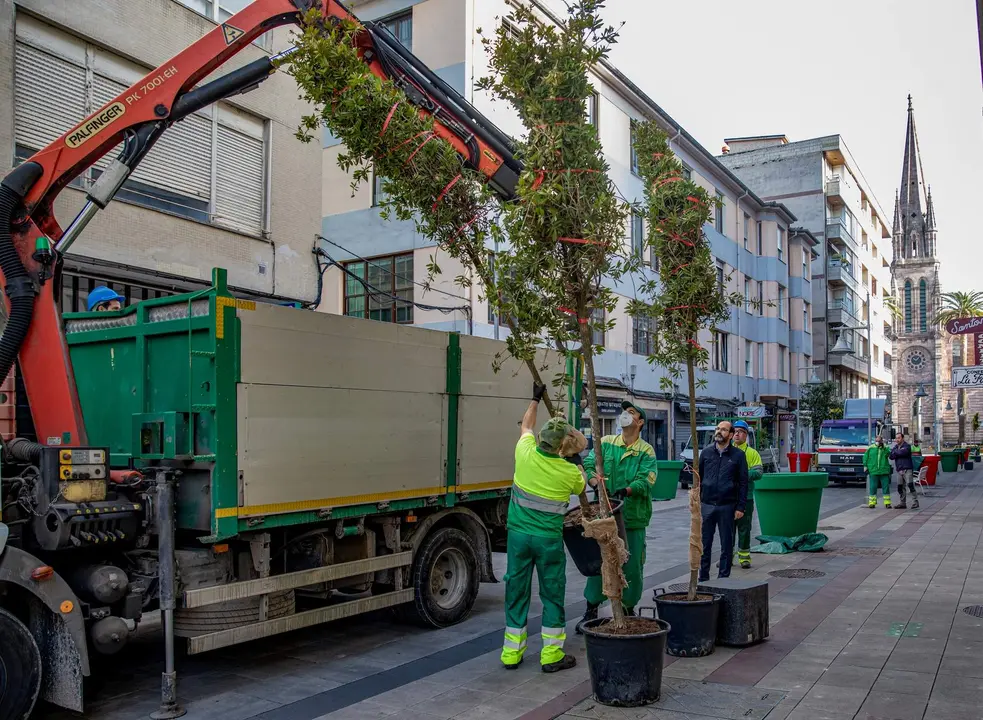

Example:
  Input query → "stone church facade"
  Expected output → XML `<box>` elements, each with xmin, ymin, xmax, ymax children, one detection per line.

<box><xmin>890</xmin><ymin>97</ymin><xmax>975</xmax><ymax>448</ymax></box>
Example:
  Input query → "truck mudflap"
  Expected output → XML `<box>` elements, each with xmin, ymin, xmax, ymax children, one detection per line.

<box><xmin>0</xmin><ymin>544</ymin><xmax>89</xmax><ymax>712</ymax></box>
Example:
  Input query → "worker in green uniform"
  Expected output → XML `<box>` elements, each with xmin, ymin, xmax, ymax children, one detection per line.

<box><xmin>732</xmin><ymin>420</ymin><xmax>763</xmax><ymax>569</ymax></box>
<box><xmin>575</xmin><ymin>401</ymin><xmax>657</xmax><ymax>633</ymax></box>
<box><xmin>502</xmin><ymin>382</ymin><xmax>586</xmax><ymax>673</ymax></box>
<box><xmin>864</xmin><ymin>434</ymin><xmax>892</xmax><ymax>509</ymax></box>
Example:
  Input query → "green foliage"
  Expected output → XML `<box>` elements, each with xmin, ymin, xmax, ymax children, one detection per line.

<box><xmin>626</xmin><ymin>123</ymin><xmax>740</xmax><ymax>390</ymax></box>
<box><xmin>938</xmin><ymin>291</ymin><xmax>983</xmax><ymax>330</ymax></box>
<box><xmin>973</xmin><ymin>412</ymin><xmax>980</xmax><ymax>440</ymax></box>
<box><xmin>801</xmin><ymin>380</ymin><xmax>841</xmax><ymax>435</ymax></box>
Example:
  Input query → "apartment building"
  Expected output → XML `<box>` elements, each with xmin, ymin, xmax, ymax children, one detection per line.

<box><xmin>320</xmin><ymin>0</ymin><xmax>815</xmax><ymax>459</ymax></box>
<box><xmin>0</xmin><ymin>0</ymin><xmax>322</xmax><ymax>310</ymax></box>
<box><xmin>719</xmin><ymin>136</ymin><xmax>894</xmax><ymax>407</ymax></box>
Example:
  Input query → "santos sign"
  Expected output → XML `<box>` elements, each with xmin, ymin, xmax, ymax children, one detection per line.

<box><xmin>951</xmin><ymin>366</ymin><xmax>983</xmax><ymax>388</ymax></box>
<box><xmin>945</xmin><ymin>316</ymin><xmax>983</xmax><ymax>335</ymax></box>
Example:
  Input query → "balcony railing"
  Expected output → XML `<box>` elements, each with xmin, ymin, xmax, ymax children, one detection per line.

<box><xmin>826</xmin><ymin>176</ymin><xmax>844</xmax><ymax>208</ymax></box>
<box><xmin>828</xmin><ymin>300</ymin><xmax>860</xmax><ymax>327</ymax></box>
<box><xmin>826</xmin><ymin>216</ymin><xmax>858</xmax><ymax>252</ymax></box>
<box><xmin>827</xmin><ymin>262</ymin><xmax>860</xmax><ymax>293</ymax></box>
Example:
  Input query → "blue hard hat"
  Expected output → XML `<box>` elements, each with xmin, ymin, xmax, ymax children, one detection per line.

<box><xmin>87</xmin><ymin>286</ymin><xmax>124</xmax><ymax>312</ymax></box>
<box><xmin>732</xmin><ymin>420</ymin><xmax>750</xmax><ymax>431</ymax></box>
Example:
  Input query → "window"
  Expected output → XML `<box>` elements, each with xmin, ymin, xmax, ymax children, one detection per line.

<box><xmin>779</xmin><ymin>345</ymin><xmax>788</xmax><ymax>381</ymax></box>
<box><xmin>591</xmin><ymin>307</ymin><xmax>605</xmax><ymax>348</ymax></box>
<box><xmin>633</xmin><ymin>315</ymin><xmax>654</xmax><ymax>355</ymax></box>
<box><xmin>802</xmin><ymin>249</ymin><xmax>809</xmax><ymax>279</ymax></box>
<box><xmin>757</xmin><ymin>343</ymin><xmax>765</xmax><ymax>379</ymax></box>
<box><xmin>174</xmin><ymin>0</ymin><xmax>272</xmax><ymax>49</ymax></box>
<box><xmin>871</xmin><ymin>277</ymin><xmax>878</xmax><ymax>296</ymax></box>
<box><xmin>712</xmin><ymin>331</ymin><xmax>729</xmax><ymax>372</ymax></box>
<box><xmin>744</xmin><ymin>277</ymin><xmax>751</xmax><ymax>313</ymax></box>
<box><xmin>630</xmin><ymin>121</ymin><xmax>640</xmax><ymax>175</ymax></box>
<box><xmin>873</xmin><ymin>343</ymin><xmax>880</xmax><ymax>366</ymax></box>
<box><xmin>743</xmin><ymin>214</ymin><xmax>750</xmax><ymax>250</ymax></box>
<box><xmin>919</xmin><ymin>279</ymin><xmax>927</xmax><ymax>332</ymax></box>
<box><xmin>715</xmin><ymin>191</ymin><xmax>725</xmax><ymax>234</ymax></box>
<box><xmin>745</xmin><ymin>340</ymin><xmax>753</xmax><ymax>377</ymax></box>
<box><xmin>756</xmin><ymin>221</ymin><xmax>763</xmax><ymax>255</ymax></box>
<box><xmin>380</xmin><ymin>11</ymin><xmax>413</xmax><ymax>49</ymax></box>
<box><xmin>372</xmin><ymin>169</ymin><xmax>388</xmax><ymax>207</ymax></box>
<box><xmin>757</xmin><ymin>281</ymin><xmax>764</xmax><ymax>316</ymax></box>
<box><xmin>14</xmin><ymin>17</ymin><xmax>267</xmax><ymax>235</ymax></box>
<box><xmin>344</xmin><ymin>254</ymin><xmax>414</xmax><ymax>324</ymax></box>
<box><xmin>716</xmin><ymin>262</ymin><xmax>725</xmax><ymax>292</ymax></box>
<box><xmin>778</xmin><ymin>286</ymin><xmax>786</xmax><ymax>320</ymax></box>
<box><xmin>681</xmin><ymin>164</ymin><xmax>692</xmax><ymax>181</ymax></box>
<box><xmin>631</xmin><ymin>212</ymin><xmax>645</xmax><ymax>259</ymax></box>
<box><xmin>777</xmin><ymin>226</ymin><xmax>785</xmax><ymax>262</ymax></box>
<box><xmin>904</xmin><ymin>280</ymin><xmax>913</xmax><ymax>333</ymax></box>
<box><xmin>587</xmin><ymin>91</ymin><xmax>599</xmax><ymax>127</ymax></box>
<box><xmin>803</xmin><ymin>302</ymin><xmax>810</xmax><ymax>333</ymax></box>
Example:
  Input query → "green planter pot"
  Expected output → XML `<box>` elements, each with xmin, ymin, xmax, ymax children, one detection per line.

<box><xmin>753</xmin><ymin>472</ymin><xmax>828</xmax><ymax>538</ymax></box>
<box><xmin>653</xmin><ymin>461</ymin><xmax>683</xmax><ymax>501</ymax></box>
<box><xmin>939</xmin><ymin>451</ymin><xmax>961</xmax><ymax>473</ymax></box>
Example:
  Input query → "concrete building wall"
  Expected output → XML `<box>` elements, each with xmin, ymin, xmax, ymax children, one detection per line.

<box><xmin>0</xmin><ymin>0</ymin><xmax>322</xmax><ymax>300</ymax></box>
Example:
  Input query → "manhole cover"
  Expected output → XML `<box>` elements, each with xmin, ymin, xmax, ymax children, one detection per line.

<box><xmin>769</xmin><ymin>568</ymin><xmax>826</xmax><ymax>579</ymax></box>
<box><xmin>822</xmin><ymin>546</ymin><xmax>895</xmax><ymax>557</ymax></box>
<box><xmin>963</xmin><ymin>605</ymin><xmax>983</xmax><ymax>618</ymax></box>
<box><xmin>818</xmin><ymin>526</ymin><xmax>844</xmax><ymax>531</ymax></box>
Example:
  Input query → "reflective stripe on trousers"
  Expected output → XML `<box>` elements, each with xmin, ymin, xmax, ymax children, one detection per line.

<box><xmin>501</xmin><ymin>625</ymin><xmax>528</xmax><ymax>666</ymax></box>
<box><xmin>511</xmin><ymin>485</ymin><xmax>568</xmax><ymax>515</ymax></box>
<box><xmin>540</xmin><ymin>626</ymin><xmax>566</xmax><ymax>665</ymax></box>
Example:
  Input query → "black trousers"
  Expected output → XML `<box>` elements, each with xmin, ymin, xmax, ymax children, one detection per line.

<box><xmin>699</xmin><ymin>502</ymin><xmax>736</xmax><ymax>580</ymax></box>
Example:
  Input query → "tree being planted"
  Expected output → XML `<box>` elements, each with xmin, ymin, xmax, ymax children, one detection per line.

<box><xmin>629</xmin><ymin>123</ymin><xmax>738</xmax><ymax>601</ymax></box>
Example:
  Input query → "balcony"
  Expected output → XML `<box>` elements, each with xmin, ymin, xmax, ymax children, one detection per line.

<box><xmin>828</xmin><ymin>351</ymin><xmax>870</xmax><ymax>374</ymax></box>
<box><xmin>828</xmin><ymin>300</ymin><xmax>860</xmax><ymax>327</ymax></box>
<box><xmin>827</xmin><ymin>262</ymin><xmax>860</xmax><ymax>293</ymax></box>
<box><xmin>826</xmin><ymin>216</ymin><xmax>858</xmax><ymax>252</ymax></box>
<box><xmin>826</xmin><ymin>176</ymin><xmax>845</xmax><ymax>208</ymax></box>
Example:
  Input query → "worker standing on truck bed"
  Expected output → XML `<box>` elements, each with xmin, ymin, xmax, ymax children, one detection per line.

<box><xmin>87</xmin><ymin>286</ymin><xmax>125</xmax><ymax>312</ymax></box>
<box><xmin>732</xmin><ymin>420</ymin><xmax>763</xmax><ymax>569</ymax></box>
<box><xmin>502</xmin><ymin>382</ymin><xmax>586</xmax><ymax>673</ymax></box>
<box><xmin>864</xmin><ymin>435</ymin><xmax>893</xmax><ymax>509</ymax></box>
<box><xmin>576</xmin><ymin>401</ymin><xmax>657</xmax><ymax>633</ymax></box>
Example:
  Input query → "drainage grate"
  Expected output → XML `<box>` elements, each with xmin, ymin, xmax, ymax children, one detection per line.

<box><xmin>822</xmin><ymin>546</ymin><xmax>895</xmax><ymax>557</ymax></box>
<box><xmin>668</xmin><ymin>583</ymin><xmax>689</xmax><ymax>593</ymax></box>
<box><xmin>963</xmin><ymin>605</ymin><xmax>983</xmax><ymax>618</ymax></box>
<box><xmin>769</xmin><ymin>568</ymin><xmax>826</xmax><ymax>579</ymax></box>
<box><xmin>818</xmin><ymin>525</ymin><xmax>844</xmax><ymax>531</ymax></box>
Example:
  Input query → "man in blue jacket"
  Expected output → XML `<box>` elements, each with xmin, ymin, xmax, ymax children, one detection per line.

<box><xmin>697</xmin><ymin>421</ymin><xmax>749</xmax><ymax>581</ymax></box>
<box><xmin>890</xmin><ymin>432</ymin><xmax>918</xmax><ymax>510</ymax></box>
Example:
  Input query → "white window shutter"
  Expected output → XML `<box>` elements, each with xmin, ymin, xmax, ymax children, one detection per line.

<box><xmin>13</xmin><ymin>43</ymin><xmax>87</xmax><ymax>152</ymax></box>
<box><xmin>215</xmin><ymin>122</ymin><xmax>265</xmax><ymax>234</ymax></box>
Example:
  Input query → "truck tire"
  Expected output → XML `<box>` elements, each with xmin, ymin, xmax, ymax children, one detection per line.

<box><xmin>0</xmin><ymin>607</ymin><xmax>42</xmax><ymax>720</ymax></box>
<box><xmin>174</xmin><ymin>590</ymin><xmax>295</xmax><ymax>637</ymax></box>
<box><xmin>405</xmin><ymin>527</ymin><xmax>479</xmax><ymax>629</ymax></box>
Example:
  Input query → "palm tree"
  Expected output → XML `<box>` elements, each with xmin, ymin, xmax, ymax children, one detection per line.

<box><xmin>938</xmin><ymin>291</ymin><xmax>983</xmax><ymax>443</ymax></box>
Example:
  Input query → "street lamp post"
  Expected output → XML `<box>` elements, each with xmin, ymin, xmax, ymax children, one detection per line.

<box><xmin>914</xmin><ymin>384</ymin><xmax>928</xmax><ymax>446</ymax></box>
<box><xmin>829</xmin><ymin>291</ymin><xmax>874</xmax><ymax>445</ymax></box>
<box><xmin>794</xmin><ymin>365</ymin><xmax>822</xmax><ymax>454</ymax></box>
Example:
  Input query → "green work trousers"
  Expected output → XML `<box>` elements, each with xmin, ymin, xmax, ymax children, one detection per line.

<box><xmin>735</xmin><ymin>497</ymin><xmax>755</xmax><ymax>563</ymax></box>
<box><xmin>584</xmin><ymin>528</ymin><xmax>646</xmax><ymax>612</ymax></box>
<box><xmin>868</xmin><ymin>474</ymin><xmax>891</xmax><ymax>506</ymax></box>
<box><xmin>502</xmin><ymin>530</ymin><xmax>567</xmax><ymax>667</ymax></box>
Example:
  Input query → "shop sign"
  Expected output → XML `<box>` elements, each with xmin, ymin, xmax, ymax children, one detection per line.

<box><xmin>595</xmin><ymin>396</ymin><xmax>624</xmax><ymax>416</ymax></box>
<box><xmin>778</xmin><ymin>413</ymin><xmax>797</xmax><ymax>422</ymax></box>
<box><xmin>952</xmin><ymin>366</ymin><xmax>983</xmax><ymax>388</ymax></box>
<box><xmin>945</xmin><ymin>316</ymin><xmax>983</xmax><ymax>335</ymax></box>
<box><xmin>736</xmin><ymin>406</ymin><xmax>770</xmax><ymax>419</ymax></box>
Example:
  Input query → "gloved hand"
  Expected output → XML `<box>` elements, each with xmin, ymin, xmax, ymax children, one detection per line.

<box><xmin>565</xmin><ymin>453</ymin><xmax>584</xmax><ymax>467</ymax></box>
<box><xmin>532</xmin><ymin>382</ymin><xmax>547</xmax><ymax>403</ymax></box>
<box><xmin>611</xmin><ymin>487</ymin><xmax>629</xmax><ymax>501</ymax></box>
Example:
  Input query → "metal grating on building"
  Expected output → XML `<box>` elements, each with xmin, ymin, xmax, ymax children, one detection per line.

<box><xmin>769</xmin><ymin>568</ymin><xmax>826</xmax><ymax>579</ymax></box>
<box><xmin>963</xmin><ymin>605</ymin><xmax>983</xmax><ymax>618</ymax></box>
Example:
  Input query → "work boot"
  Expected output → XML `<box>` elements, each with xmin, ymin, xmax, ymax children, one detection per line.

<box><xmin>868</xmin><ymin>496</ymin><xmax>876</xmax><ymax>508</ymax></box>
<box><xmin>896</xmin><ymin>501</ymin><xmax>907</xmax><ymax>509</ymax></box>
<box><xmin>912</xmin><ymin>499</ymin><xmax>920</xmax><ymax>509</ymax></box>
<box><xmin>542</xmin><ymin>654</ymin><xmax>577</xmax><ymax>673</ymax></box>
<box><xmin>575</xmin><ymin>604</ymin><xmax>599</xmax><ymax>634</ymax></box>
<box><xmin>884</xmin><ymin>499</ymin><xmax>892</xmax><ymax>509</ymax></box>
<box><xmin>740</xmin><ymin>556</ymin><xmax>752</xmax><ymax>569</ymax></box>
<box><xmin>503</xmin><ymin>657</ymin><xmax>523</xmax><ymax>671</ymax></box>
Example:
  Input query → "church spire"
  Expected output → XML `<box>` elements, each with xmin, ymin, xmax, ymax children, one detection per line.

<box><xmin>926</xmin><ymin>185</ymin><xmax>937</xmax><ymax>231</ymax></box>
<box><xmin>898</xmin><ymin>95</ymin><xmax>927</xmax><ymax>232</ymax></box>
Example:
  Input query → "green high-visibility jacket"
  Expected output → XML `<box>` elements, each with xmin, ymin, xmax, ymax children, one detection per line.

<box><xmin>583</xmin><ymin>434</ymin><xmax>657</xmax><ymax>529</ymax></box>
<box><xmin>863</xmin><ymin>443</ymin><xmax>892</xmax><ymax>476</ymax></box>
<box><xmin>735</xmin><ymin>441</ymin><xmax>764</xmax><ymax>483</ymax></box>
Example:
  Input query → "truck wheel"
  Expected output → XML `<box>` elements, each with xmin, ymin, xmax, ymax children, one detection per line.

<box><xmin>0</xmin><ymin>607</ymin><xmax>42</xmax><ymax>720</ymax></box>
<box><xmin>406</xmin><ymin>527</ymin><xmax>479</xmax><ymax>629</ymax></box>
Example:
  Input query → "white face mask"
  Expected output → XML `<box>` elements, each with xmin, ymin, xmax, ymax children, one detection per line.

<box><xmin>618</xmin><ymin>411</ymin><xmax>634</xmax><ymax>428</ymax></box>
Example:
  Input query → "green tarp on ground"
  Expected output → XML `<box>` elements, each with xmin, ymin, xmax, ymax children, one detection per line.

<box><xmin>749</xmin><ymin>533</ymin><xmax>829</xmax><ymax>554</ymax></box>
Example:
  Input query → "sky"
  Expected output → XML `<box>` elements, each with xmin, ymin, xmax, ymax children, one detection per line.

<box><xmin>587</xmin><ymin>0</ymin><xmax>982</xmax><ymax>294</ymax></box>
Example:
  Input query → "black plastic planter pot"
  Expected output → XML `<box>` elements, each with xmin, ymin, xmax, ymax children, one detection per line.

<box><xmin>581</xmin><ymin>609</ymin><xmax>670</xmax><ymax>707</ymax></box>
<box><xmin>562</xmin><ymin>500</ymin><xmax>626</xmax><ymax>577</ymax></box>
<box><xmin>652</xmin><ymin>588</ymin><xmax>723</xmax><ymax>657</ymax></box>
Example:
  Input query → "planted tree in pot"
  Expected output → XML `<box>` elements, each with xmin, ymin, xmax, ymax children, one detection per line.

<box><xmin>627</xmin><ymin>121</ymin><xmax>740</xmax><ymax>657</ymax></box>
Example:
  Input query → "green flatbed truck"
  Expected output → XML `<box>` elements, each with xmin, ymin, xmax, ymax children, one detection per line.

<box><xmin>0</xmin><ymin>269</ymin><xmax>574</xmax><ymax>715</ymax></box>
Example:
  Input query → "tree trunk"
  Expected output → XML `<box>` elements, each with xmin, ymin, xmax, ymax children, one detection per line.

<box><xmin>686</xmin><ymin>352</ymin><xmax>703</xmax><ymax>602</ymax></box>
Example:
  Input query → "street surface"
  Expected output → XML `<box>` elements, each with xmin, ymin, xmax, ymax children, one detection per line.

<box><xmin>38</xmin><ymin>471</ymin><xmax>983</xmax><ymax>720</ymax></box>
